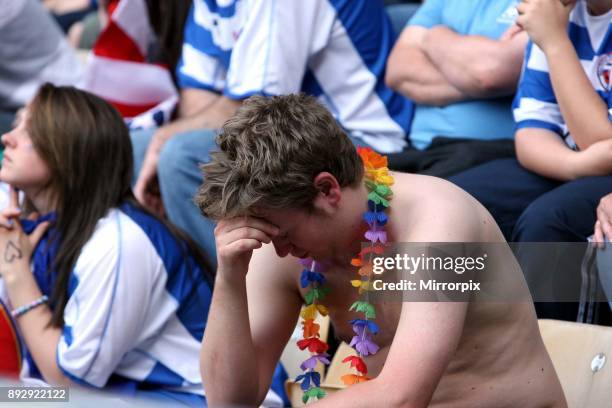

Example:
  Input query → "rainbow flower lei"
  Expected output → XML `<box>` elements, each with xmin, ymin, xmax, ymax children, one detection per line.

<box><xmin>295</xmin><ymin>146</ymin><xmax>394</xmax><ymax>404</ymax></box>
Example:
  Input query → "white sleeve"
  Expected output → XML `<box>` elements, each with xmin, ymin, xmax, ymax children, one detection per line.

<box><xmin>224</xmin><ymin>0</ymin><xmax>335</xmax><ymax>98</ymax></box>
<box><xmin>56</xmin><ymin>212</ymin><xmax>164</xmax><ymax>387</ymax></box>
<box><xmin>176</xmin><ymin>0</ymin><xmax>227</xmax><ymax>92</ymax></box>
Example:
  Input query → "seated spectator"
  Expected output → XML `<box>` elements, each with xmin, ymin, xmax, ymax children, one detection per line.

<box><xmin>386</xmin><ymin>0</ymin><xmax>527</xmax><ymax>177</ymax></box>
<box><xmin>450</xmin><ymin>0</ymin><xmax>611</xmax><ymax>241</ymax></box>
<box><xmin>196</xmin><ymin>93</ymin><xmax>566</xmax><ymax>407</ymax></box>
<box><xmin>131</xmin><ymin>0</ymin><xmax>414</xmax><ymax>264</ymax></box>
<box><xmin>0</xmin><ymin>0</ymin><xmax>82</xmax><ymax>134</ymax></box>
<box><xmin>0</xmin><ymin>84</ymin><xmax>240</xmax><ymax>406</ymax></box>
<box><xmin>449</xmin><ymin>0</ymin><xmax>611</xmax><ymax>320</ymax></box>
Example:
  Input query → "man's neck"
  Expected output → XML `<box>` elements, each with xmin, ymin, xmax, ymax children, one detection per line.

<box><xmin>327</xmin><ymin>181</ymin><xmax>371</xmax><ymax>267</ymax></box>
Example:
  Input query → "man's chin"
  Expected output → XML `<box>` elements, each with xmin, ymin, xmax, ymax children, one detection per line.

<box><xmin>292</xmin><ymin>250</ymin><xmax>310</xmax><ymax>259</ymax></box>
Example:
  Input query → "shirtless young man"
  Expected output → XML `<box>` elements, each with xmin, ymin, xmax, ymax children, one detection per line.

<box><xmin>196</xmin><ymin>94</ymin><xmax>567</xmax><ymax>407</ymax></box>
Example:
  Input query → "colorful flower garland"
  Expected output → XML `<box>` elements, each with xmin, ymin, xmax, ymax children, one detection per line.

<box><xmin>295</xmin><ymin>146</ymin><xmax>394</xmax><ymax>404</ymax></box>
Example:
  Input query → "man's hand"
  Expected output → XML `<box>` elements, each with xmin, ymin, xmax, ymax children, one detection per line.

<box><xmin>215</xmin><ymin>217</ymin><xmax>279</xmax><ymax>278</ymax></box>
<box><xmin>133</xmin><ymin>127</ymin><xmax>174</xmax><ymax>217</ymax></box>
<box><xmin>570</xmin><ymin>139</ymin><xmax>612</xmax><ymax>179</ymax></box>
<box><xmin>516</xmin><ymin>0</ymin><xmax>576</xmax><ymax>52</ymax></box>
<box><xmin>594</xmin><ymin>193</ymin><xmax>612</xmax><ymax>248</ymax></box>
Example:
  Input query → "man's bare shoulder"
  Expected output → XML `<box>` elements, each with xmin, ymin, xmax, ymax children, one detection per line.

<box><xmin>391</xmin><ymin>173</ymin><xmax>504</xmax><ymax>242</ymax></box>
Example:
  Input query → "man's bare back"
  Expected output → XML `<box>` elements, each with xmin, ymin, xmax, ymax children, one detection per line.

<box><xmin>254</xmin><ymin>173</ymin><xmax>566</xmax><ymax>407</ymax></box>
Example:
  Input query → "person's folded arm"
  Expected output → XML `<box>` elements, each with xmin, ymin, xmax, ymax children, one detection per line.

<box><xmin>386</xmin><ymin>26</ymin><xmax>467</xmax><ymax>106</ymax></box>
<box><xmin>515</xmin><ymin>128</ymin><xmax>579</xmax><ymax>180</ymax></box>
<box><xmin>422</xmin><ymin>25</ymin><xmax>528</xmax><ymax>98</ymax></box>
<box><xmin>515</xmin><ymin>128</ymin><xmax>612</xmax><ymax>181</ymax></box>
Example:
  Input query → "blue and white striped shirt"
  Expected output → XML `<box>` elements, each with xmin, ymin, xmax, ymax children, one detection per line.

<box><xmin>0</xmin><ymin>199</ymin><xmax>287</xmax><ymax>405</ymax></box>
<box><xmin>17</xmin><ymin>204</ymin><xmax>213</xmax><ymax>396</ymax></box>
<box><xmin>513</xmin><ymin>1</ymin><xmax>612</xmax><ymax>149</ymax></box>
<box><xmin>177</xmin><ymin>0</ymin><xmax>414</xmax><ymax>153</ymax></box>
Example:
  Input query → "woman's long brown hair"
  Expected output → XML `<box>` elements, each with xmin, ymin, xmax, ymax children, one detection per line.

<box><xmin>27</xmin><ymin>84</ymin><xmax>212</xmax><ymax>327</ymax></box>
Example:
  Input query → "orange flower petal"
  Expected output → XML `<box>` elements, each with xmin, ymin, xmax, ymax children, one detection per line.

<box><xmin>341</xmin><ymin>374</ymin><xmax>371</xmax><ymax>385</ymax></box>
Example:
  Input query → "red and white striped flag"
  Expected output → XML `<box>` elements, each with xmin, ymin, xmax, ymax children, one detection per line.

<box><xmin>81</xmin><ymin>0</ymin><xmax>178</xmax><ymax>130</ymax></box>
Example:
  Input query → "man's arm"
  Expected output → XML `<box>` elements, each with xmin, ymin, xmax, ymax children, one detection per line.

<box><xmin>516</xmin><ymin>128</ymin><xmax>612</xmax><ymax>181</ymax></box>
<box><xmin>516</xmin><ymin>0</ymin><xmax>612</xmax><ymax>150</ymax></box>
<box><xmin>312</xmin><ymin>301</ymin><xmax>468</xmax><ymax>408</ymax></box>
<box><xmin>201</xmin><ymin>219</ymin><xmax>302</xmax><ymax>406</ymax></box>
<box><xmin>386</xmin><ymin>26</ymin><xmax>467</xmax><ymax>106</ymax></box>
<box><xmin>133</xmin><ymin>91</ymin><xmax>242</xmax><ymax>212</ymax></box>
<box><xmin>423</xmin><ymin>24</ymin><xmax>528</xmax><ymax>98</ymax></box>
<box><xmin>154</xmin><ymin>89</ymin><xmax>242</xmax><ymax>147</ymax></box>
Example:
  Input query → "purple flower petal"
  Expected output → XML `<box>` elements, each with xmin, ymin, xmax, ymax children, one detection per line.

<box><xmin>299</xmin><ymin>354</ymin><xmax>330</xmax><ymax>371</ymax></box>
<box><xmin>352</xmin><ymin>323</ymin><xmax>366</xmax><ymax>336</ymax></box>
<box><xmin>299</xmin><ymin>258</ymin><xmax>329</xmax><ymax>273</ymax></box>
<box><xmin>300</xmin><ymin>356</ymin><xmax>318</xmax><ymax>371</ymax></box>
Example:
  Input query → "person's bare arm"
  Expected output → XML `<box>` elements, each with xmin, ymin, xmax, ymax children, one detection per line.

<box><xmin>516</xmin><ymin>0</ymin><xmax>612</xmax><ymax>150</ymax></box>
<box><xmin>311</xmin><ymin>301</ymin><xmax>467</xmax><ymax>408</ymax></box>
<box><xmin>516</xmin><ymin>128</ymin><xmax>612</xmax><ymax>181</ymax></box>
<box><xmin>201</xmin><ymin>219</ymin><xmax>302</xmax><ymax>406</ymax></box>
<box><xmin>386</xmin><ymin>26</ymin><xmax>467</xmax><ymax>106</ymax></box>
<box><xmin>0</xmin><ymin>191</ymin><xmax>63</xmax><ymax>384</ymax></box>
<box><xmin>423</xmin><ymin>24</ymin><xmax>528</xmax><ymax>98</ymax></box>
<box><xmin>162</xmin><ymin>89</ymin><xmax>242</xmax><ymax>138</ymax></box>
<box><xmin>544</xmin><ymin>40</ymin><xmax>612</xmax><ymax>148</ymax></box>
<box><xmin>134</xmin><ymin>90</ymin><xmax>242</xmax><ymax>212</ymax></box>
<box><xmin>177</xmin><ymin>88</ymin><xmax>222</xmax><ymax>119</ymax></box>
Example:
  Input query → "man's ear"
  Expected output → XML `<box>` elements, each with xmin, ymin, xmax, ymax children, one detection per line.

<box><xmin>312</xmin><ymin>172</ymin><xmax>342</xmax><ymax>214</ymax></box>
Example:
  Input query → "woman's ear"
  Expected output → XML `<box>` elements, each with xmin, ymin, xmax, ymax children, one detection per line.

<box><xmin>312</xmin><ymin>172</ymin><xmax>342</xmax><ymax>214</ymax></box>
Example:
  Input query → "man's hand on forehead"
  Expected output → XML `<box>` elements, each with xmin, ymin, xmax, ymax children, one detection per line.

<box><xmin>214</xmin><ymin>216</ymin><xmax>280</xmax><ymax>277</ymax></box>
<box><xmin>224</xmin><ymin>216</ymin><xmax>280</xmax><ymax>237</ymax></box>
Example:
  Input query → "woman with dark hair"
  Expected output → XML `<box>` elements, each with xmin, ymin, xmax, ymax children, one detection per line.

<box><xmin>0</xmin><ymin>84</ymin><xmax>213</xmax><ymax>405</ymax></box>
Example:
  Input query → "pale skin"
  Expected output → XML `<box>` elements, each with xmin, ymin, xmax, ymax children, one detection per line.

<box><xmin>594</xmin><ymin>193</ymin><xmax>612</xmax><ymax>247</ymax></box>
<box><xmin>134</xmin><ymin>89</ymin><xmax>242</xmax><ymax>216</ymax></box>
<box><xmin>0</xmin><ymin>115</ymin><xmax>69</xmax><ymax>385</ymax></box>
<box><xmin>201</xmin><ymin>172</ymin><xmax>567</xmax><ymax>407</ymax></box>
<box><xmin>515</xmin><ymin>0</ymin><xmax>612</xmax><ymax>181</ymax></box>
<box><xmin>386</xmin><ymin>20</ymin><xmax>528</xmax><ymax>106</ymax></box>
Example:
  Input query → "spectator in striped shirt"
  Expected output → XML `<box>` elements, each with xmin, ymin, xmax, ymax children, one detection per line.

<box><xmin>451</xmin><ymin>0</ymin><xmax>611</xmax><ymax>241</ymax></box>
<box><xmin>0</xmin><ymin>85</ymin><xmax>287</xmax><ymax>406</ymax></box>
<box><xmin>449</xmin><ymin>0</ymin><xmax>611</xmax><ymax>321</ymax></box>
<box><xmin>129</xmin><ymin>0</ymin><xmax>414</xmax><ymax>265</ymax></box>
